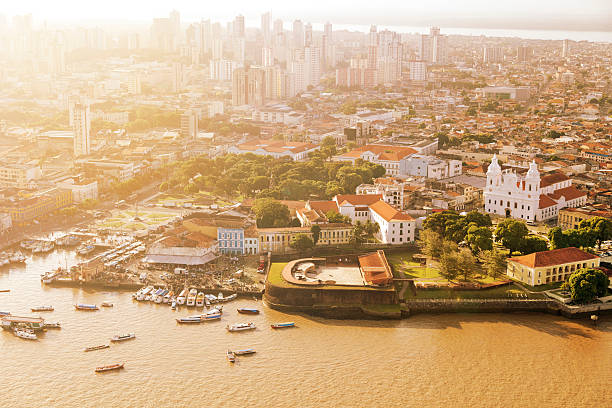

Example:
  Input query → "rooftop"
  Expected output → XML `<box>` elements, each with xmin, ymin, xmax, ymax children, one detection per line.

<box><xmin>509</xmin><ymin>247</ymin><xmax>599</xmax><ymax>269</ymax></box>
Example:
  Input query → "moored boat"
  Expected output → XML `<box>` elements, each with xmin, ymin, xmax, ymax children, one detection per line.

<box><xmin>226</xmin><ymin>350</ymin><xmax>236</xmax><ymax>363</ymax></box>
<box><xmin>101</xmin><ymin>301</ymin><xmax>113</xmax><ymax>308</ymax></box>
<box><xmin>110</xmin><ymin>333</ymin><xmax>135</xmax><ymax>342</ymax></box>
<box><xmin>75</xmin><ymin>304</ymin><xmax>99</xmax><ymax>311</ymax></box>
<box><xmin>14</xmin><ymin>329</ymin><xmax>37</xmax><ymax>340</ymax></box>
<box><xmin>226</xmin><ymin>322</ymin><xmax>256</xmax><ymax>332</ymax></box>
<box><xmin>176</xmin><ymin>289</ymin><xmax>188</xmax><ymax>305</ymax></box>
<box><xmin>44</xmin><ymin>322</ymin><xmax>61</xmax><ymax>329</ymax></box>
<box><xmin>9</xmin><ymin>251</ymin><xmax>26</xmax><ymax>264</ymax></box>
<box><xmin>221</xmin><ymin>293</ymin><xmax>238</xmax><ymax>302</ymax></box>
<box><xmin>234</xmin><ymin>348</ymin><xmax>256</xmax><ymax>356</ymax></box>
<box><xmin>186</xmin><ymin>289</ymin><xmax>197</xmax><ymax>307</ymax></box>
<box><xmin>271</xmin><ymin>322</ymin><xmax>296</xmax><ymax>329</ymax></box>
<box><xmin>31</xmin><ymin>306</ymin><xmax>54</xmax><ymax>312</ymax></box>
<box><xmin>196</xmin><ymin>292</ymin><xmax>205</xmax><ymax>307</ymax></box>
<box><xmin>171</xmin><ymin>299</ymin><xmax>177</xmax><ymax>310</ymax></box>
<box><xmin>84</xmin><ymin>344</ymin><xmax>110</xmax><ymax>352</ymax></box>
<box><xmin>94</xmin><ymin>363</ymin><xmax>124</xmax><ymax>373</ymax></box>
<box><xmin>77</xmin><ymin>244</ymin><xmax>95</xmax><ymax>256</ymax></box>
<box><xmin>237</xmin><ymin>308</ymin><xmax>259</xmax><ymax>315</ymax></box>
<box><xmin>176</xmin><ymin>316</ymin><xmax>203</xmax><ymax>324</ymax></box>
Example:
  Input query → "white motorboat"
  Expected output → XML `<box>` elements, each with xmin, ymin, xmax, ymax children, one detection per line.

<box><xmin>176</xmin><ymin>289</ymin><xmax>187</xmax><ymax>305</ymax></box>
<box><xmin>14</xmin><ymin>329</ymin><xmax>37</xmax><ymax>340</ymax></box>
<box><xmin>171</xmin><ymin>300</ymin><xmax>177</xmax><ymax>310</ymax></box>
<box><xmin>226</xmin><ymin>322</ymin><xmax>256</xmax><ymax>332</ymax></box>
<box><xmin>217</xmin><ymin>292</ymin><xmax>224</xmax><ymax>302</ymax></box>
<box><xmin>186</xmin><ymin>289</ymin><xmax>197</xmax><ymax>307</ymax></box>
<box><xmin>219</xmin><ymin>293</ymin><xmax>237</xmax><ymax>303</ymax></box>
<box><xmin>44</xmin><ymin>322</ymin><xmax>61</xmax><ymax>329</ymax></box>
<box><xmin>9</xmin><ymin>252</ymin><xmax>26</xmax><ymax>264</ymax></box>
<box><xmin>196</xmin><ymin>292</ymin><xmax>205</xmax><ymax>308</ymax></box>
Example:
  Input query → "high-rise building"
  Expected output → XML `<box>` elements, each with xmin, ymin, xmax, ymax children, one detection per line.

<box><xmin>234</xmin><ymin>15</ymin><xmax>245</xmax><ymax>38</ymax></box>
<box><xmin>483</xmin><ymin>47</ymin><xmax>503</xmax><ymax>63</ymax></box>
<box><xmin>517</xmin><ymin>46</ymin><xmax>532</xmax><ymax>62</ymax></box>
<box><xmin>212</xmin><ymin>39</ymin><xmax>223</xmax><ymax>60</ymax></box>
<box><xmin>292</xmin><ymin>20</ymin><xmax>304</xmax><ymax>48</ymax></box>
<box><xmin>273</xmin><ymin>19</ymin><xmax>283</xmax><ymax>38</ymax></box>
<box><xmin>261</xmin><ymin>12</ymin><xmax>271</xmax><ymax>45</ymax></box>
<box><xmin>408</xmin><ymin>61</ymin><xmax>427</xmax><ymax>82</ymax></box>
<box><xmin>210</xmin><ymin>60</ymin><xmax>239</xmax><ymax>81</ymax></box>
<box><xmin>562</xmin><ymin>39</ymin><xmax>569</xmax><ymax>58</ymax></box>
<box><xmin>180</xmin><ymin>110</ymin><xmax>198</xmax><ymax>138</ymax></box>
<box><xmin>172</xmin><ymin>62</ymin><xmax>183</xmax><ymax>93</ymax></box>
<box><xmin>324</xmin><ymin>22</ymin><xmax>332</xmax><ymax>43</ymax></box>
<box><xmin>128</xmin><ymin>72</ymin><xmax>141</xmax><ymax>94</ymax></box>
<box><xmin>304</xmin><ymin>46</ymin><xmax>321</xmax><ymax>88</ymax></box>
<box><xmin>262</xmin><ymin>47</ymin><xmax>273</xmax><ymax>67</ymax></box>
<box><xmin>419</xmin><ymin>27</ymin><xmax>447</xmax><ymax>64</ymax></box>
<box><xmin>304</xmin><ymin>23</ymin><xmax>313</xmax><ymax>47</ymax></box>
<box><xmin>232</xmin><ymin>66</ymin><xmax>266</xmax><ymax>106</ymax></box>
<box><xmin>72</xmin><ymin>103</ymin><xmax>91</xmax><ymax>157</ymax></box>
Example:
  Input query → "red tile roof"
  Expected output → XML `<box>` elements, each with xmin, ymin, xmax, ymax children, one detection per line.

<box><xmin>308</xmin><ymin>200</ymin><xmax>339</xmax><ymax>214</ymax></box>
<box><xmin>547</xmin><ymin>186</ymin><xmax>587</xmax><ymax>201</ymax></box>
<box><xmin>337</xmin><ymin>145</ymin><xmax>417</xmax><ymax>161</ymax></box>
<box><xmin>369</xmin><ymin>200</ymin><xmax>414</xmax><ymax>222</ymax></box>
<box><xmin>538</xmin><ymin>194</ymin><xmax>558</xmax><ymax>209</ymax></box>
<box><xmin>335</xmin><ymin>194</ymin><xmax>382</xmax><ymax>206</ymax></box>
<box><xmin>509</xmin><ymin>247</ymin><xmax>599</xmax><ymax>269</ymax></box>
<box><xmin>540</xmin><ymin>172</ymin><xmax>570</xmax><ymax>188</ymax></box>
<box><xmin>358</xmin><ymin>250</ymin><xmax>393</xmax><ymax>286</ymax></box>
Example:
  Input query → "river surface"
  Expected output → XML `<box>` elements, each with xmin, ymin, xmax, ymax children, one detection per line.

<box><xmin>0</xmin><ymin>249</ymin><xmax>610</xmax><ymax>408</ymax></box>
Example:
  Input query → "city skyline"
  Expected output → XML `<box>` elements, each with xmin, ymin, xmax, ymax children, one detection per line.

<box><xmin>1</xmin><ymin>0</ymin><xmax>611</xmax><ymax>33</ymax></box>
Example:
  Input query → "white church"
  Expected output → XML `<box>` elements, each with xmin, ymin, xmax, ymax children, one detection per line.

<box><xmin>484</xmin><ymin>155</ymin><xmax>587</xmax><ymax>222</ymax></box>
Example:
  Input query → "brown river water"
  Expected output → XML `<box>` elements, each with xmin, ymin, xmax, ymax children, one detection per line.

<box><xmin>0</xmin><ymin>249</ymin><xmax>610</xmax><ymax>408</ymax></box>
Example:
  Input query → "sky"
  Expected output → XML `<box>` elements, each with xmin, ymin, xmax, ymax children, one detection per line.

<box><xmin>1</xmin><ymin>0</ymin><xmax>611</xmax><ymax>32</ymax></box>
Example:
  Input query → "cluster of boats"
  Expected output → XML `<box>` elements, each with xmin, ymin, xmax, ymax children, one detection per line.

<box><xmin>20</xmin><ymin>240</ymin><xmax>54</xmax><ymax>254</ymax></box>
<box><xmin>55</xmin><ymin>234</ymin><xmax>81</xmax><ymax>247</ymax></box>
<box><xmin>100</xmin><ymin>241</ymin><xmax>145</xmax><ymax>268</ymax></box>
<box><xmin>0</xmin><ymin>251</ymin><xmax>26</xmax><ymax>266</ymax></box>
<box><xmin>133</xmin><ymin>286</ymin><xmax>238</xmax><ymax>310</ymax></box>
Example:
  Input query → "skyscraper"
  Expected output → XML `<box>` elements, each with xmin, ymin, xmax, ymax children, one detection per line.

<box><xmin>304</xmin><ymin>23</ymin><xmax>313</xmax><ymax>47</ymax></box>
<box><xmin>232</xmin><ymin>66</ymin><xmax>266</xmax><ymax>106</ymax></box>
<box><xmin>234</xmin><ymin>15</ymin><xmax>245</xmax><ymax>38</ymax></box>
<box><xmin>293</xmin><ymin>20</ymin><xmax>304</xmax><ymax>48</ymax></box>
<box><xmin>324</xmin><ymin>22</ymin><xmax>332</xmax><ymax>43</ymax></box>
<box><xmin>419</xmin><ymin>27</ymin><xmax>447</xmax><ymax>64</ymax></box>
<box><xmin>517</xmin><ymin>46</ymin><xmax>532</xmax><ymax>62</ymax></box>
<box><xmin>261</xmin><ymin>12</ymin><xmax>271</xmax><ymax>45</ymax></box>
<box><xmin>72</xmin><ymin>103</ymin><xmax>91</xmax><ymax>157</ymax></box>
<box><xmin>180</xmin><ymin>110</ymin><xmax>198</xmax><ymax>138</ymax></box>
<box><xmin>562</xmin><ymin>39</ymin><xmax>569</xmax><ymax>58</ymax></box>
<box><xmin>483</xmin><ymin>47</ymin><xmax>503</xmax><ymax>63</ymax></box>
<box><xmin>172</xmin><ymin>62</ymin><xmax>183</xmax><ymax>93</ymax></box>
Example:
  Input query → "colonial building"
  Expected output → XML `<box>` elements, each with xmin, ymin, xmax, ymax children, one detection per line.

<box><xmin>507</xmin><ymin>247</ymin><xmax>600</xmax><ymax>286</ymax></box>
<box><xmin>227</xmin><ymin>139</ymin><xmax>320</xmax><ymax>161</ymax></box>
<box><xmin>558</xmin><ymin>206</ymin><xmax>612</xmax><ymax>230</ymax></box>
<box><xmin>484</xmin><ymin>155</ymin><xmax>587</xmax><ymax>222</ymax></box>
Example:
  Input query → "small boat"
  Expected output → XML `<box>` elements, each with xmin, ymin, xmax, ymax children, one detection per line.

<box><xmin>31</xmin><ymin>306</ymin><xmax>54</xmax><ymax>312</ymax></box>
<box><xmin>110</xmin><ymin>333</ymin><xmax>135</xmax><ymax>342</ymax></box>
<box><xmin>176</xmin><ymin>289</ymin><xmax>188</xmax><ymax>305</ymax></box>
<box><xmin>77</xmin><ymin>244</ymin><xmax>95</xmax><ymax>256</ymax></box>
<box><xmin>14</xmin><ymin>329</ymin><xmax>37</xmax><ymax>340</ymax></box>
<box><xmin>206</xmin><ymin>294</ymin><xmax>218</xmax><ymax>304</ymax></box>
<box><xmin>217</xmin><ymin>292</ymin><xmax>224</xmax><ymax>302</ymax></box>
<box><xmin>44</xmin><ymin>322</ymin><xmax>61</xmax><ymax>329</ymax></box>
<box><xmin>176</xmin><ymin>317</ymin><xmax>203</xmax><ymax>324</ymax></box>
<box><xmin>171</xmin><ymin>300</ymin><xmax>177</xmax><ymax>310</ymax></box>
<box><xmin>271</xmin><ymin>322</ymin><xmax>296</xmax><ymax>329</ymax></box>
<box><xmin>0</xmin><ymin>311</ymin><xmax>10</xmax><ymax>316</ymax></box>
<box><xmin>196</xmin><ymin>292</ymin><xmax>205</xmax><ymax>307</ymax></box>
<box><xmin>226</xmin><ymin>322</ymin><xmax>256</xmax><ymax>332</ymax></box>
<box><xmin>75</xmin><ymin>304</ymin><xmax>99</xmax><ymax>311</ymax></box>
<box><xmin>206</xmin><ymin>306</ymin><xmax>223</xmax><ymax>315</ymax></box>
<box><xmin>226</xmin><ymin>350</ymin><xmax>236</xmax><ymax>363</ymax></box>
<box><xmin>186</xmin><ymin>289</ymin><xmax>197</xmax><ymax>307</ymax></box>
<box><xmin>9</xmin><ymin>252</ymin><xmax>26</xmax><ymax>263</ymax></box>
<box><xmin>164</xmin><ymin>291</ymin><xmax>173</xmax><ymax>304</ymax></box>
<box><xmin>234</xmin><ymin>348</ymin><xmax>256</xmax><ymax>356</ymax></box>
<box><xmin>84</xmin><ymin>344</ymin><xmax>110</xmax><ymax>352</ymax></box>
<box><xmin>237</xmin><ymin>308</ymin><xmax>259</xmax><ymax>315</ymax></box>
<box><xmin>202</xmin><ymin>313</ymin><xmax>221</xmax><ymax>321</ymax></box>
<box><xmin>95</xmin><ymin>363</ymin><xmax>124</xmax><ymax>373</ymax></box>
<box><xmin>221</xmin><ymin>293</ymin><xmax>238</xmax><ymax>302</ymax></box>
<box><xmin>101</xmin><ymin>301</ymin><xmax>113</xmax><ymax>308</ymax></box>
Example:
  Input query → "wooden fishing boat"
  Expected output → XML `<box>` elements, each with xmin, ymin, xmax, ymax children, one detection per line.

<box><xmin>95</xmin><ymin>363</ymin><xmax>124</xmax><ymax>373</ymax></box>
<box><xmin>234</xmin><ymin>348</ymin><xmax>256</xmax><ymax>356</ymax></box>
<box><xmin>226</xmin><ymin>350</ymin><xmax>236</xmax><ymax>363</ymax></box>
<box><xmin>31</xmin><ymin>306</ymin><xmax>54</xmax><ymax>312</ymax></box>
<box><xmin>110</xmin><ymin>333</ymin><xmax>135</xmax><ymax>342</ymax></box>
<box><xmin>84</xmin><ymin>344</ymin><xmax>110</xmax><ymax>352</ymax></box>
<box><xmin>226</xmin><ymin>322</ymin><xmax>256</xmax><ymax>332</ymax></box>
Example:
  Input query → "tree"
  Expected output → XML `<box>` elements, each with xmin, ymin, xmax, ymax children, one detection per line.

<box><xmin>518</xmin><ymin>236</ymin><xmax>548</xmax><ymax>255</ymax></box>
<box><xmin>479</xmin><ymin>249</ymin><xmax>507</xmax><ymax>278</ymax></box>
<box><xmin>495</xmin><ymin>219</ymin><xmax>529</xmax><ymax>255</ymax></box>
<box><xmin>310</xmin><ymin>225</ymin><xmax>321</xmax><ymax>245</ymax></box>
<box><xmin>417</xmin><ymin>230</ymin><xmax>444</xmax><ymax>259</ymax></box>
<box><xmin>290</xmin><ymin>234</ymin><xmax>315</xmax><ymax>253</ymax></box>
<box><xmin>548</xmin><ymin>226</ymin><xmax>568</xmax><ymax>249</ymax></box>
<box><xmin>326</xmin><ymin>211</ymin><xmax>351</xmax><ymax>224</ymax></box>
<box><xmin>562</xmin><ymin>268</ymin><xmax>610</xmax><ymax>304</ymax></box>
<box><xmin>579</xmin><ymin>217</ymin><xmax>612</xmax><ymax>249</ymax></box>
<box><xmin>457</xmin><ymin>248</ymin><xmax>477</xmax><ymax>281</ymax></box>
<box><xmin>253</xmin><ymin>198</ymin><xmax>291</xmax><ymax>228</ymax></box>
<box><xmin>159</xmin><ymin>182</ymin><xmax>169</xmax><ymax>192</ymax></box>
<box><xmin>439</xmin><ymin>252</ymin><xmax>460</xmax><ymax>282</ymax></box>
<box><xmin>465</xmin><ymin>225</ymin><xmax>493</xmax><ymax>253</ymax></box>
<box><xmin>350</xmin><ymin>220</ymin><xmax>378</xmax><ymax>246</ymax></box>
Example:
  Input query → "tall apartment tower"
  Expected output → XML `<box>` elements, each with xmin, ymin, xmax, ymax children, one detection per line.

<box><xmin>232</xmin><ymin>67</ymin><xmax>265</xmax><ymax>106</ymax></box>
<box><xmin>73</xmin><ymin>103</ymin><xmax>91</xmax><ymax>157</ymax></box>
<box><xmin>180</xmin><ymin>110</ymin><xmax>198</xmax><ymax>138</ymax></box>
<box><xmin>261</xmin><ymin>12</ymin><xmax>271</xmax><ymax>45</ymax></box>
<box><xmin>304</xmin><ymin>23</ymin><xmax>313</xmax><ymax>47</ymax></box>
<box><xmin>483</xmin><ymin>47</ymin><xmax>503</xmax><ymax>63</ymax></box>
<box><xmin>292</xmin><ymin>20</ymin><xmax>304</xmax><ymax>48</ymax></box>
<box><xmin>419</xmin><ymin>27</ymin><xmax>447</xmax><ymax>64</ymax></box>
<box><xmin>172</xmin><ymin>62</ymin><xmax>183</xmax><ymax>93</ymax></box>
<box><xmin>517</xmin><ymin>46</ymin><xmax>532</xmax><ymax>62</ymax></box>
<box><xmin>234</xmin><ymin>15</ymin><xmax>245</xmax><ymax>38</ymax></box>
<box><xmin>562</xmin><ymin>39</ymin><xmax>569</xmax><ymax>58</ymax></box>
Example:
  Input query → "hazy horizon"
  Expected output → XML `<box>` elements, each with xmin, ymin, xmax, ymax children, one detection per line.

<box><xmin>2</xmin><ymin>0</ymin><xmax>611</xmax><ymax>33</ymax></box>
